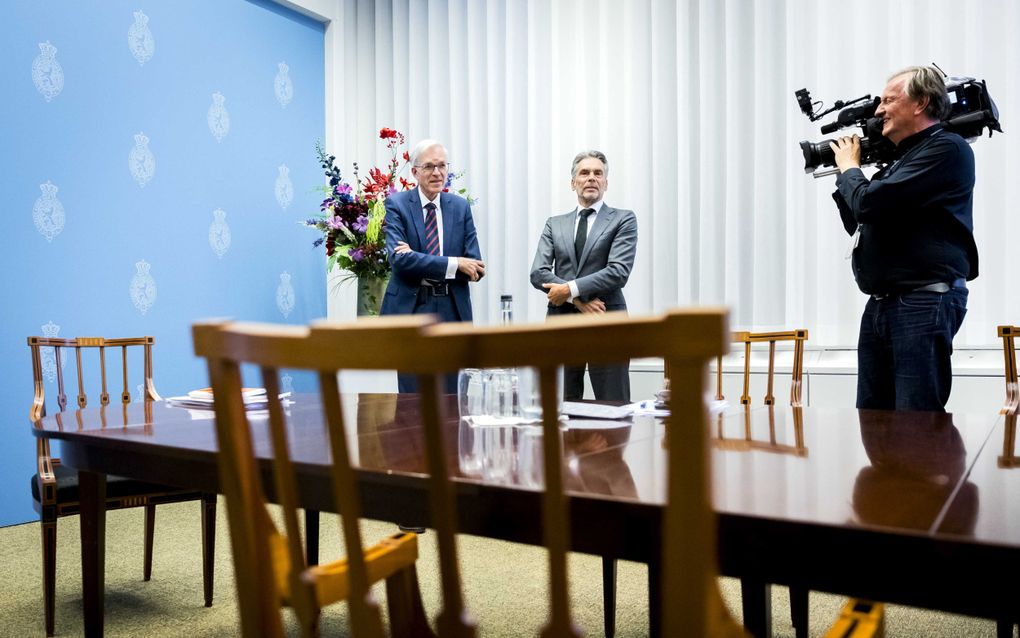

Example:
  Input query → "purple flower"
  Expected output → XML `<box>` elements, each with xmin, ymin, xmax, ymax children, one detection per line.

<box><xmin>349</xmin><ymin>247</ymin><xmax>364</xmax><ymax>262</ymax></box>
<box><xmin>352</xmin><ymin>214</ymin><xmax>369</xmax><ymax>233</ymax></box>
<box><xmin>312</xmin><ymin>237</ymin><xmax>324</xmax><ymax>248</ymax></box>
<box><xmin>327</xmin><ymin>217</ymin><xmax>346</xmax><ymax>231</ymax></box>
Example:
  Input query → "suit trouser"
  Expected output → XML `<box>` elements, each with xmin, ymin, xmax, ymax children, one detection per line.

<box><xmin>548</xmin><ymin>304</ymin><xmax>631</xmax><ymax>403</ymax></box>
<box><xmin>397</xmin><ymin>288</ymin><xmax>461</xmax><ymax>394</ymax></box>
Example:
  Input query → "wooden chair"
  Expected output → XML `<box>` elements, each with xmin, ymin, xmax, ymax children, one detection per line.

<box><xmin>193</xmin><ymin>309</ymin><xmax>742</xmax><ymax>637</ymax></box>
<box><xmin>193</xmin><ymin>319</ymin><xmax>434</xmax><ymax>638</ymax></box>
<box><xmin>27</xmin><ymin>336</ymin><xmax>216</xmax><ymax>637</ymax></box>
<box><xmin>716</xmin><ymin>329</ymin><xmax>809</xmax><ymax>407</ymax></box>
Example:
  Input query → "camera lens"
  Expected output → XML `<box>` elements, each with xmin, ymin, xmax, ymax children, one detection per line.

<box><xmin>800</xmin><ymin>140</ymin><xmax>835</xmax><ymax>173</ymax></box>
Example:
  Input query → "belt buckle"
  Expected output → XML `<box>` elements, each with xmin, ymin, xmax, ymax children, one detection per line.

<box><xmin>432</xmin><ymin>283</ymin><xmax>449</xmax><ymax>297</ymax></box>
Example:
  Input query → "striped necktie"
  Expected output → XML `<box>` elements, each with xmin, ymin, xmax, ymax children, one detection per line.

<box><xmin>424</xmin><ymin>202</ymin><xmax>440</xmax><ymax>255</ymax></box>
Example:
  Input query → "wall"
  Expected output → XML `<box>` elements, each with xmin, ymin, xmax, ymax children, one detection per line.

<box><xmin>0</xmin><ymin>0</ymin><xmax>326</xmax><ymax>526</ymax></box>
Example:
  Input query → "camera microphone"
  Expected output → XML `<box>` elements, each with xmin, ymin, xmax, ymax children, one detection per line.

<box><xmin>820</xmin><ymin>121</ymin><xmax>842</xmax><ymax>135</ymax></box>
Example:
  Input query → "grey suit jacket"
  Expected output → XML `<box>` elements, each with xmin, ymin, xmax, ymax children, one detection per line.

<box><xmin>529</xmin><ymin>204</ymin><xmax>638</xmax><ymax>309</ymax></box>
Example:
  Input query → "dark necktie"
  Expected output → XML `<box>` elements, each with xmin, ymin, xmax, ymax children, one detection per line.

<box><xmin>424</xmin><ymin>202</ymin><xmax>440</xmax><ymax>255</ymax></box>
<box><xmin>575</xmin><ymin>208</ymin><xmax>594</xmax><ymax>261</ymax></box>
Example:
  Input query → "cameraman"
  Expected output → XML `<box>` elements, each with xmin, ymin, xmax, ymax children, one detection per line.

<box><xmin>830</xmin><ymin>65</ymin><xmax>977</xmax><ymax>412</ymax></box>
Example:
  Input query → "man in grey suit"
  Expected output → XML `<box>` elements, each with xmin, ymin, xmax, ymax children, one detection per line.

<box><xmin>529</xmin><ymin>150</ymin><xmax>638</xmax><ymax>401</ymax></box>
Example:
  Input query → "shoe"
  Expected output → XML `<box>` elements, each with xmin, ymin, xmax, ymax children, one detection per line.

<box><xmin>398</xmin><ymin>524</ymin><xmax>426</xmax><ymax>534</ymax></box>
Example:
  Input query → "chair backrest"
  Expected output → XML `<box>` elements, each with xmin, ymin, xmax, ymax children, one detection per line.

<box><xmin>716</xmin><ymin>329</ymin><xmax>808</xmax><ymax>407</ymax></box>
<box><xmin>28</xmin><ymin>336</ymin><xmax>160</xmax><ymax>421</ymax></box>
<box><xmin>193</xmin><ymin>308</ymin><xmax>738</xmax><ymax>637</ymax></box>
<box><xmin>998</xmin><ymin>325</ymin><xmax>1019</xmax><ymax>415</ymax></box>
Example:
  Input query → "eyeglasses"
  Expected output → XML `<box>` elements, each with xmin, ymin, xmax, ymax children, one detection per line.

<box><xmin>414</xmin><ymin>162</ymin><xmax>449</xmax><ymax>174</ymax></box>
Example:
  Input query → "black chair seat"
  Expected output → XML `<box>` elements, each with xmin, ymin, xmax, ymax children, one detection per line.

<box><xmin>31</xmin><ymin>464</ymin><xmax>186</xmax><ymax>504</ymax></box>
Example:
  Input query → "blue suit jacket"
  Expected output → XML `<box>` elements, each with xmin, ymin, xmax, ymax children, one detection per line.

<box><xmin>380</xmin><ymin>189</ymin><xmax>482</xmax><ymax>321</ymax></box>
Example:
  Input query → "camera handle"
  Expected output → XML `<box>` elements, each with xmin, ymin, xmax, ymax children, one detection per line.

<box><xmin>812</xmin><ymin>168</ymin><xmax>841</xmax><ymax>179</ymax></box>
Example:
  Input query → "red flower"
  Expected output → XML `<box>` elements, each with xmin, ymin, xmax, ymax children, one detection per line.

<box><xmin>399</xmin><ymin>177</ymin><xmax>416</xmax><ymax>190</ymax></box>
<box><xmin>379</xmin><ymin>128</ymin><xmax>398</xmax><ymax>139</ymax></box>
<box><xmin>362</xmin><ymin>167</ymin><xmax>392</xmax><ymax>196</ymax></box>
<box><xmin>402</xmin><ymin>151</ymin><xmax>410</xmax><ymax>161</ymax></box>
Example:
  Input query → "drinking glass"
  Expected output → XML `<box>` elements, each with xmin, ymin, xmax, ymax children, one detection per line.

<box><xmin>457</xmin><ymin>418</ymin><xmax>483</xmax><ymax>476</ymax></box>
<box><xmin>516</xmin><ymin>366</ymin><xmax>565</xmax><ymax>422</ymax></box>
<box><xmin>482</xmin><ymin>368</ymin><xmax>518</xmax><ymax>419</ymax></box>
<box><xmin>457</xmin><ymin>368</ymin><xmax>485</xmax><ymax>418</ymax></box>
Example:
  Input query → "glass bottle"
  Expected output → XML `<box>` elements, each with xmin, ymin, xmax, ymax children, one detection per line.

<box><xmin>500</xmin><ymin>294</ymin><xmax>513</xmax><ymax>325</ymax></box>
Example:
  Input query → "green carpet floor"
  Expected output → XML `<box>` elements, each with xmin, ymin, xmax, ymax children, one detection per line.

<box><xmin>0</xmin><ymin>502</ymin><xmax>1006</xmax><ymax>636</ymax></box>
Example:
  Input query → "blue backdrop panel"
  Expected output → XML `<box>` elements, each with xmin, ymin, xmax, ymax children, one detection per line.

<box><xmin>0</xmin><ymin>0</ymin><xmax>326</xmax><ymax>526</ymax></box>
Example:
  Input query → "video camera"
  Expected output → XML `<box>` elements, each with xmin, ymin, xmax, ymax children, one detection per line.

<box><xmin>796</xmin><ymin>74</ymin><xmax>1002</xmax><ymax>177</ymax></box>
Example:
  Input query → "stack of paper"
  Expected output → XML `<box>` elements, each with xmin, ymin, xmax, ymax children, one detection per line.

<box><xmin>166</xmin><ymin>388</ymin><xmax>290</xmax><ymax>411</ymax></box>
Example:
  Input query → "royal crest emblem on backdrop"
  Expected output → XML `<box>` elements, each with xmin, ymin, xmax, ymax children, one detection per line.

<box><xmin>275</xmin><ymin>62</ymin><xmax>293</xmax><ymax>108</ymax></box>
<box><xmin>276</xmin><ymin>271</ymin><xmax>295</xmax><ymax>319</ymax></box>
<box><xmin>208</xmin><ymin>92</ymin><xmax>230</xmax><ymax>142</ymax></box>
<box><xmin>40</xmin><ymin>321</ymin><xmax>63</xmax><ymax>383</ymax></box>
<box><xmin>129</xmin><ymin>132</ymin><xmax>156</xmax><ymax>187</ymax></box>
<box><xmin>209</xmin><ymin>208</ymin><xmax>231</xmax><ymax>258</ymax></box>
<box><xmin>33</xmin><ymin>181</ymin><xmax>65</xmax><ymax>242</ymax></box>
<box><xmin>128</xmin><ymin>10</ymin><xmax>155</xmax><ymax>66</ymax></box>
<box><xmin>32</xmin><ymin>41</ymin><xmax>63</xmax><ymax>102</ymax></box>
<box><xmin>130</xmin><ymin>260</ymin><xmax>157</xmax><ymax>315</ymax></box>
<box><xmin>275</xmin><ymin>164</ymin><xmax>293</xmax><ymax>209</ymax></box>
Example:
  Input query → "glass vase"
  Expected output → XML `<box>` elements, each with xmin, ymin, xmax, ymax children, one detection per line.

<box><xmin>356</xmin><ymin>275</ymin><xmax>389</xmax><ymax>317</ymax></box>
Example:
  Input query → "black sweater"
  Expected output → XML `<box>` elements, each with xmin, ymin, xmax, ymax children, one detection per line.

<box><xmin>833</xmin><ymin>124</ymin><xmax>978</xmax><ymax>296</ymax></box>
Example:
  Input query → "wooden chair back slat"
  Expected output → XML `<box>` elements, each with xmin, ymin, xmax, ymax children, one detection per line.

<box><xmin>419</xmin><ymin>372</ymin><xmax>475</xmax><ymax>638</ymax></box>
<box><xmin>205</xmin><ymin>354</ymin><xmax>283</xmax><ymax>638</ymax></box>
<box><xmin>259</xmin><ymin>366</ymin><xmax>323</xmax><ymax>635</ymax></box>
<box><xmin>317</xmin><ymin>370</ymin><xmax>386</xmax><ymax>638</ymax></box>
<box><xmin>537</xmin><ymin>363</ymin><xmax>581</xmax><ymax>638</ymax></box>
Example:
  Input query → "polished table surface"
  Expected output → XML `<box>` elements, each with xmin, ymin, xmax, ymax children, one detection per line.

<box><xmin>33</xmin><ymin>395</ymin><xmax>1020</xmax><ymax>636</ymax></box>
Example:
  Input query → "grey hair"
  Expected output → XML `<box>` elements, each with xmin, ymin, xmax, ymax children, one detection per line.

<box><xmin>410</xmin><ymin>139</ymin><xmax>447</xmax><ymax>167</ymax></box>
<box><xmin>570</xmin><ymin>150</ymin><xmax>609</xmax><ymax>179</ymax></box>
<box><xmin>889</xmin><ymin>66</ymin><xmax>950</xmax><ymax>120</ymax></box>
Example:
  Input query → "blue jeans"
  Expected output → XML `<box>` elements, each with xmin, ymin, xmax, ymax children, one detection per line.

<box><xmin>857</xmin><ymin>288</ymin><xmax>968</xmax><ymax>411</ymax></box>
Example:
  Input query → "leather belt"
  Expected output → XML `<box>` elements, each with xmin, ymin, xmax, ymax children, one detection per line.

<box><xmin>872</xmin><ymin>277</ymin><xmax>966</xmax><ymax>300</ymax></box>
<box><xmin>419</xmin><ymin>280</ymin><xmax>449</xmax><ymax>297</ymax></box>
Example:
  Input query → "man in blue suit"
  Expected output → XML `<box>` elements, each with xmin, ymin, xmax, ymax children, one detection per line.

<box><xmin>381</xmin><ymin>138</ymin><xmax>485</xmax><ymax>393</ymax></box>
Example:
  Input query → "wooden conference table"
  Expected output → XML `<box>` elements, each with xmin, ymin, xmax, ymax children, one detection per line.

<box><xmin>31</xmin><ymin>394</ymin><xmax>1020</xmax><ymax>637</ymax></box>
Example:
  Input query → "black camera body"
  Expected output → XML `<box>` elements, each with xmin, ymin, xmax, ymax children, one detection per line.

<box><xmin>797</xmin><ymin>77</ymin><xmax>1002</xmax><ymax>176</ymax></box>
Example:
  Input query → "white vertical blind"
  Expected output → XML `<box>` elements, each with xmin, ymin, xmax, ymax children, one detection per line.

<box><xmin>324</xmin><ymin>0</ymin><xmax>1020</xmax><ymax>346</ymax></box>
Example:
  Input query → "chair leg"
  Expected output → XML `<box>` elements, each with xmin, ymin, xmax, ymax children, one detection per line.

<box><xmin>790</xmin><ymin>584</ymin><xmax>809</xmax><ymax>638</ymax></box>
<box><xmin>996</xmin><ymin>619</ymin><xmax>1014</xmax><ymax>638</ymax></box>
<box><xmin>740</xmin><ymin>577</ymin><xmax>773</xmax><ymax>638</ymax></box>
<box><xmin>305</xmin><ymin>509</ymin><xmax>320</xmax><ymax>566</ymax></box>
<box><xmin>385</xmin><ymin>565</ymin><xmax>436</xmax><ymax>638</ymax></box>
<box><xmin>602</xmin><ymin>556</ymin><xmax>617</xmax><ymax>638</ymax></box>
<box><xmin>42</xmin><ymin>519</ymin><xmax>57</xmax><ymax>637</ymax></box>
<box><xmin>202</xmin><ymin>493</ymin><xmax>217</xmax><ymax>607</ymax></box>
<box><xmin>143</xmin><ymin>504</ymin><xmax>156</xmax><ymax>581</ymax></box>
